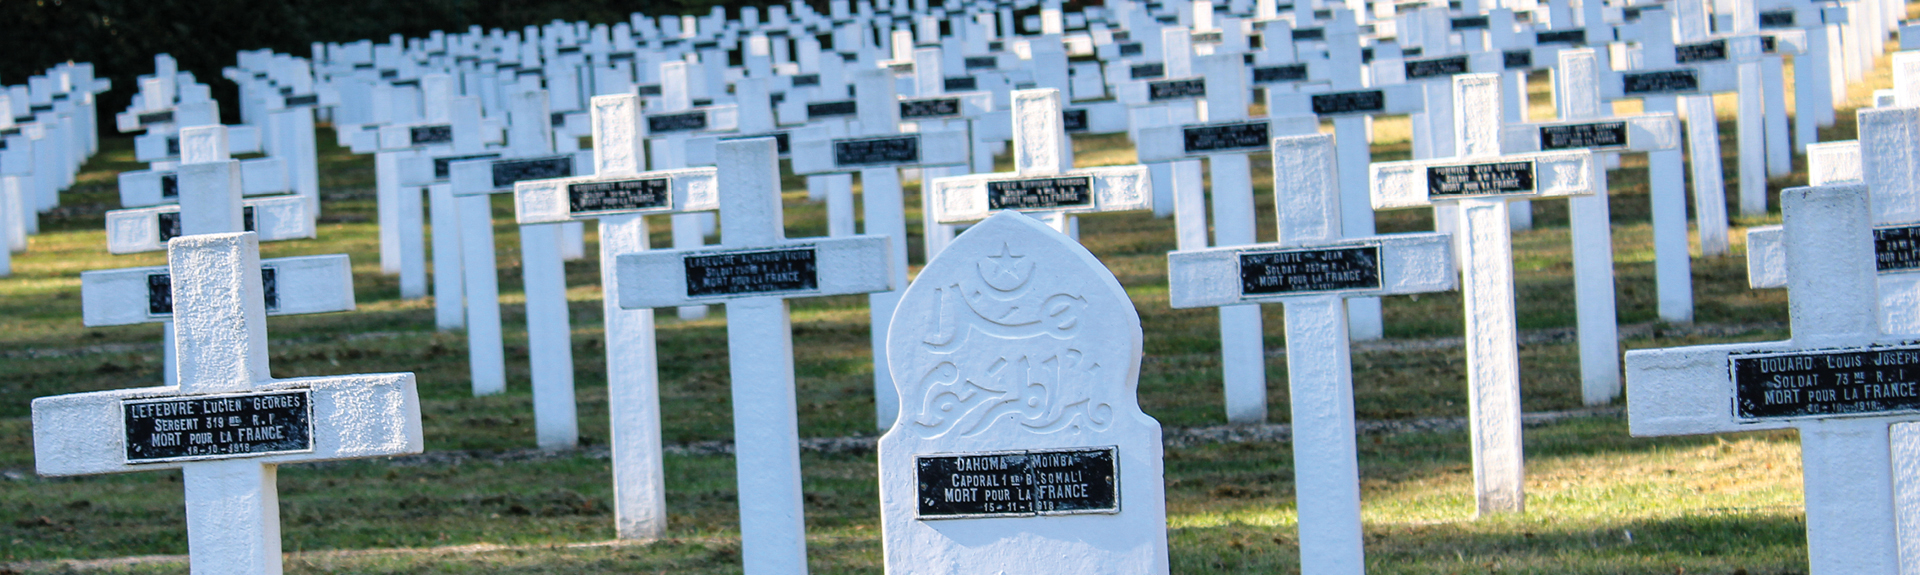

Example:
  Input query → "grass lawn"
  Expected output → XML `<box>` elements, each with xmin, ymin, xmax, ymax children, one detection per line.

<box><xmin>1</xmin><ymin>29</ymin><xmax>1910</xmax><ymax>573</ymax></box>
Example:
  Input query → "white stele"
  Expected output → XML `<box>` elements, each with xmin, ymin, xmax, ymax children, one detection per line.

<box><xmin>1628</xmin><ymin>184</ymin><xmax>1912</xmax><ymax>574</ymax></box>
<box><xmin>34</xmin><ymin>232</ymin><xmax>422</xmax><ymax>575</ymax></box>
<box><xmin>879</xmin><ymin>211</ymin><xmax>1169</xmax><ymax>575</ymax></box>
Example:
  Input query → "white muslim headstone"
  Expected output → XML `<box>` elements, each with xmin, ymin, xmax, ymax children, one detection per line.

<box><xmin>1168</xmin><ymin>133</ymin><xmax>1455</xmax><ymax>574</ymax></box>
<box><xmin>1369</xmin><ymin>73</ymin><xmax>1595</xmax><ymax>515</ymax></box>
<box><xmin>617</xmin><ymin>137</ymin><xmax>894</xmax><ymax>574</ymax></box>
<box><xmin>878</xmin><ymin>210</ymin><xmax>1168</xmax><ymax>574</ymax></box>
<box><xmin>34</xmin><ymin>231</ymin><xmax>422</xmax><ymax>575</ymax></box>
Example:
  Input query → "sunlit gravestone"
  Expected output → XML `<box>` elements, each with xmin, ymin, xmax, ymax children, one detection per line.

<box><xmin>1167</xmin><ymin>133</ymin><xmax>1455</xmax><ymax>574</ymax></box>
<box><xmin>1628</xmin><ymin>184</ymin><xmax>1918</xmax><ymax>574</ymax></box>
<box><xmin>616</xmin><ymin>137</ymin><xmax>893</xmax><ymax>573</ymax></box>
<box><xmin>879</xmin><ymin>211</ymin><xmax>1169</xmax><ymax>575</ymax></box>
<box><xmin>927</xmin><ymin>88</ymin><xmax>1150</xmax><ymax>235</ymax></box>
<box><xmin>513</xmin><ymin>93</ymin><xmax>719</xmax><ymax>538</ymax></box>
<box><xmin>1368</xmin><ymin>73</ymin><xmax>1595</xmax><ymax>515</ymax></box>
<box><xmin>34</xmin><ymin>232</ymin><xmax>423</xmax><ymax>575</ymax></box>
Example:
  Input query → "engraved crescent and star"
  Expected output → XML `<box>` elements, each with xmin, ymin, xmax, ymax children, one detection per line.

<box><xmin>908</xmin><ymin>240</ymin><xmax>1115</xmax><ymax>438</ymax></box>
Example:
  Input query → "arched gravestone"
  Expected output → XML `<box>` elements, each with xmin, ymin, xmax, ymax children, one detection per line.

<box><xmin>878</xmin><ymin>211</ymin><xmax>1169</xmax><ymax>574</ymax></box>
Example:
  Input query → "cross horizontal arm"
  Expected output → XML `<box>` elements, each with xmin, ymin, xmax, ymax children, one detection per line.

<box><xmin>1136</xmin><ymin>117</ymin><xmax>1319</xmax><ymax>162</ymax></box>
<box><xmin>614</xmin><ymin>237</ymin><xmax>894</xmax><ymax>308</ymax></box>
<box><xmin>641</xmin><ymin>104</ymin><xmax>741</xmax><ymax>137</ymax></box>
<box><xmin>448</xmin><ymin>153</ymin><xmax>590</xmax><ymax>197</ymax></box>
<box><xmin>514</xmin><ymin>167</ymin><xmax>718</xmax><ymax>224</ymax></box>
<box><xmin>1625</xmin><ymin>341</ymin><xmax>1804</xmax><ymax>436</ymax></box>
<box><xmin>1601</xmin><ymin>63</ymin><xmax>1738</xmax><ymax>98</ymax></box>
<box><xmin>1500</xmin><ymin>114</ymin><xmax>1681</xmax><ymax>153</ymax></box>
<box><xmin>81</xmin><ymin>255</ymin><xmax>354</xmax><ymax>326</ymax></box>
<box><xmin>1167</xmin><ymin>232</ymin><xmax>1456</xmax><ymax>308</ymax></box>
<box><xmin>1268</xmin><ymin>83</ymin><xmax>1426</xmax><ymax>118</ymax></box>
<box><xmin>32</xmin><ymin>373</ymin><xmax>422</xmax><ymax>477</ymax></box>
<box><xmin>790</xmin><ymin>129</ymin><xmax>971</xmax><ymax>174</ymax></box>
<box><xmin>1370</xmin><ymin>150</ymin><xmax>1593</xmax><ymax>209</ymax></box>
<box><xmin>106</xmin><ymin>196</ymin><xmax>314</xmax><ymax>254</ymax></box>
<box><xmin>928</xmin><ymin>166</ymin><xmax>1150</xmax><ymax>223</ymax></box>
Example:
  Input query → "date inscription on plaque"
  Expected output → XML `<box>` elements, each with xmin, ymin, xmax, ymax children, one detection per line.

<box><xmin>1240</xmin><ymin>246</ymin><xmax>1382</xmax><ymax>295</ymax></box>
<box><xmin>1874</xmin><ymin>225</ymin><xmax>1920</xmax><ymax>272</ymax></box>
<box><xmin>491</xmin><ymin>155</ymin><xmax>574</xmax><ymax>189</ymax></box>
<box><xmin>1540</xmin><ymin>121</ymin><xmax>1628</xmax><ymax>150</ymax></box>
<box><xmin>1183</xmin><ymin>121</ymin><xmax>1270</xmax><ymax>154</ymax></box>
<box><xmin>124</xmin><ymin>390</ymin><xmax>313</xmax><ymax>463</ymax></box>
<box><xmin>1733</xmin><ymin>344</ymin><xmax>1920</xmax><ymax>420</ymax></box>
<box><xmin>569</xmin><ymin>178</ymin><xmax>670</xmax><ymax>214</ymax></box>
<box><xmin>916</xmin><ymin>448</ymin><xmax>1119</xmax><ymax>519</ymax></box>
<box><xmin>834</xmin><ymin>135</ymin><xmax>920</xmax><ymax>167</ymax></box>
<box><xmin>987</xmin><ymin>176</ymin><xmax>1094</xmax><ymax>210</ymax></box>
<box><xmin>1427</xmin><ymin>161</ymin><xmax>1535</xmax><ymax>197</ymax></box>
<box><xmin>684</xmin><ymin>247</ymin><xmax>818</xmax><ymax>297</ymax></box>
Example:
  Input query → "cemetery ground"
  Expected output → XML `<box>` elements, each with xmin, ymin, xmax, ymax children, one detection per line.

<box><xmin>2</xmin><ymin>51</ymin><xmax>1905</xmax><ymax>573</ymax></box>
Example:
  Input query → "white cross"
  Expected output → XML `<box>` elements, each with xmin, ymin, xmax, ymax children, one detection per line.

<box><xmin>650</xmin><ymin>60</ymin><xmax>740</xmax><ymax>321</ymax></box>
<box><xmin>1267</xmin><ymin>10</ymin><xmax>1425</xmax><ymax>342</ymax></box>
<box><xmin>1499</xmin><ymin>47</ymin><xmax>1683</xmax><ymax>403</ymax></box>
<box><xmin>365</xmin><ymin>74</ymin><xmax>462</xmax><ymax>295</ymax></box>
<box><xmin>1169</xmin><ymin>133</ymin><xmax>1455</xmax><ymax>574</ymax></box>
<box><xmin>1137</xmin><ymin>49</ymin><xmax>1314</xmax><ymax>424</ymax></box>
<box><xmin>35</xmin><ymin>231</ymin><xmax>422</xmax><ymax>575</ymax></box>
<box><xmin>104</xmin><ymin>195</ymin><xmax>312</xmax><ymax>254</ymax></box>
<box><xmin>1369</xmin><ymin>73</ymin><xmax>1596</xmax><ymax>515</ymax></box>
<box><xmin>616</xmin><ymin>137</ymin><xmax>894</xmax><ymax>574</ymax></box>
<box><xmin>1610</xmin><ymin>7</ymin><xmax>1742</xmax><ymax>256</ymax></box>
<box><xmin>1628</xmin><ymin>183</ymin><xmax>1914</xmax><ymax>574</ymax></box>
<box><xmin>448</xmin><ymin>89</ymin><xmax>586</xmax><ymax>398</ymax></box>
<box><xmin>928</xmin><ymin>88</ymin><xmax>1149</xmax><ymax>231</ymax></box>
<box><xmin>512</xmin><ymin>93</ymin><xmax>719</xmax><ymax>539</ymax></box>
<box><xmin>791</xmin><ymin>68</ymin><xmax>970</xmax><ymax>429</ymax></box>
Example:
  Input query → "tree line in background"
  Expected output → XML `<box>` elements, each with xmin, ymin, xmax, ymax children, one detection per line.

<box><xmin>0</xmin><ymin>0</ymin><xmax>797</xmax><ymax>126</ymax></box>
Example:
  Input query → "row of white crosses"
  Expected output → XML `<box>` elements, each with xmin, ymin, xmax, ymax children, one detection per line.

<box><xmin>37</xmin><ymin>124</ymin><xmax>420</xmax><ymax>575</ymax></box>
<box><xmin>2</xmin><ymin>61</ymin><xmax>110</xmax><ymax>276</ymax></box>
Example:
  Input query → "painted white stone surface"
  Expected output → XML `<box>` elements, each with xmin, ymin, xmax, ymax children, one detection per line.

<box><xmin>105</xmin><ymin>196</ymin><xmax>313</xmax><ymax>254</ymax></box>
<box><xmin>80</xmin><ymin>254</ymin><xmax>354</xmax><ymax>327</ymax></box>
<box><xmin>879</xmin><ymin>211</ymin><xmax>1168</xmax><ymax>575</ymax></box>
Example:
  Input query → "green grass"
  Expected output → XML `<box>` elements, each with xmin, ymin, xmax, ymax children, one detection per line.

<box><xmin>3</xmin><ymin>29</ymin><xmax>1913</xmax><ymax>572</ymax></box>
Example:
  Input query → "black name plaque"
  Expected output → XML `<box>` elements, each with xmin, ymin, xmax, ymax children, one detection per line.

<box><xmin>1062</xmin><ymin>109</ymin><xmax>1089</xmax><ymax>133</ymax></box>
<box><xmin>145</xmin><ymin>267</ymin><xmax>279</xmax><ymax>317</ymax></box>
<box><xmin>647</xmin><ymin>111</ymin><xmax>709</xmax><ymax>133</ymax></box>
<box><xmin>834</xmin><ymin>135</ymin><xmax>921</xmax><ymax>167</ymax></box>
<box><xmin>944</xmin><ymin>76</ymin><xmax>978</xmax><ymax>91</ymax></box>
<box><xmin>684</xmin><ymin>247</ymin><xmax>818</xmax><ymax>297</ymax></box>
<box><xmin>1405</xmin><ymin>56</ymin><xmax>1470</xmax><ymax>79</ymax></box>
<box><xmin>1623</xmin><ymin>70</ymin><xmax>1700</xmax><ymax>94</ymax></box>
<box><xmin>986</xmin><ymin>176</ymin><xmax>1094</xmax><ymax>210</ymax></box>
<box><xmin>808</xmin><ymin>100</ymin><xmax>859</xmax><ymax>118</ymax></box>
<box><xmin>1311</xmin><ymin>90</ymin><xmax>1387</xmax><ymax>115</ymax></box>
<box><xmin>900</xmin><ymin>97</ymin><xmax>962</xmax><ymax>119</ymax></box>
<box><xmin>1184</xmin><ymin>121</ymin><xmax>1270</xmax><ymax>154</ymax></box>
<box><xmin>1427</xmin><ymin>161</ymin><xmax>1536</xmax><ymax>197</ymax></box>
<box><xmin>569</xmin><ymin>178</ymin><xmax>670</xmax><ymax>214</ymax></box>
<box><xmin>1676</xmin><ymin>39</ymin><xmax>1729</xmax><ymax>63</ymax></box>
<box><xmin>916</xmin><ymin>447</ymin><xmax>1119</xmax><ymax>519</ymax></box>
<box><xmin>1130</xmin><ymin>63</ymin><xmax>1166</xmax><ymax>80</ymax></box>
<box><xmin>1253</xmin><ymin>64</ymin><xmax>1309</xmax><ymax>84</ymax></box>
<box><xmin>1875</xmin><ymin>225</ymin><xmax>1920</xmax><ymax>272</ymax></box>
<box><xmin>1540</xmin><ymin>121</ymin><xmax>1629</xmax><ymax>150</ymax></box>
<box><xmin>1733</xmin><ymin>344</ymin><xmax>1920</xmax><ymax>420</ymax></box>
<box><xmin>1149</xmin><ymin>78</ymin><xmax>1206</xmax><ymax>101</ymax></box>
<box><xmin>491</xmin><ymin>155</ymin><xmax>574</xmax><ymax>189</ymax></box>
<box><xmin>1537</xmin><ymin>29</ymin><xmax>1586</xmax><ymax>45</ymax></box>
<box><xmin>410</xmin><ymin>125</ymin><xmax>453</xmax><ymax>146</ymax></box>
<box><xmin>124</xmin><ymin>390</ymin><xmax>313</xmax><ymax>463</ymax></box>
<box><xmin>1240</xmin><ymin>246</ymin><xmax>1382</xmax><ymax>295</ymax></box>
<box><xmin>138</xmin><ymin>111</ymin><xmax>174</xmax><ymax>125</ymax></box>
